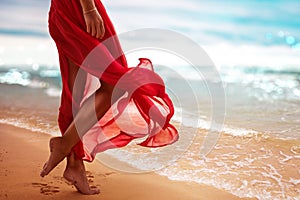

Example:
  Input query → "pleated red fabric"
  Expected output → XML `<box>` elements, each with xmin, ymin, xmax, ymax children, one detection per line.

<box><xmin>48</xmin><ymin>0</ymin><xmax>178</xmax><ymax>162</ymax></box>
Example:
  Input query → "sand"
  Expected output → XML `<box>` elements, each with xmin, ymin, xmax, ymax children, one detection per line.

<box><xmin>0</xmin><ymin>123</ymin><xmax>257</xmax><ymax>200</ymax></box>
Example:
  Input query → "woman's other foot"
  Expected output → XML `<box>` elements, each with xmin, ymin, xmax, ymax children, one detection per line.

<box><xmin>40</xmin><ymin>137</ymin><xmax>70</xmax><ymax>177</ymax></box>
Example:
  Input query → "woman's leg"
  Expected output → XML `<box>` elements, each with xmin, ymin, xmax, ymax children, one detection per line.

<box><xmin>63</xmin><ymin>59</ymin><xmax>99</xmax><ymax>195</ymax></box>
<box><xmin>40</xmin><ymin>59</ymin><xmax>123</xmax><ymax>193</ymax></box>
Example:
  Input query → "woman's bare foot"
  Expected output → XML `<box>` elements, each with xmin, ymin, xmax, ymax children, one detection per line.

<box><xmin>63</xmin><ymin>154</ymin><xmax>100</xmax><ymax>195</ymax></box>
<box><xmin>40</xmin><ymin>137</ymin><xmax>71</xmax><ymax>177</ymax></box>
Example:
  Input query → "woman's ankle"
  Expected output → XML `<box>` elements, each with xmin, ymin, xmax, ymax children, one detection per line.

<box><xmin>66</xmin><ymin>152</ymin><xmax>84</xmax><ymax>169</ymax></box>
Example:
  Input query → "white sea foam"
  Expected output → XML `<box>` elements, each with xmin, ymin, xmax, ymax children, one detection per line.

<box><xmin>172</xmin><ymin>106</ymin><xmax>258</xmax><ymax>138</ymax></box>
<box><xmin>155</xmin><ymin>152</ymin><xmax>300</xmax><ymax>200</ymax></box>
<box><xmin>0</xmin><ymin>118</ymin><xmax>60</xmax><ymax>136</ymax></box>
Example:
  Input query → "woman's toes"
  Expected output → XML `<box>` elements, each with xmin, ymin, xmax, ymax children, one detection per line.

<box><xmin>77</xmin><ymin>186</ymin><xmax>100</xmax><ymax>195</ymax></box>
<box><xmin>40</xmin><ymin>162</ymin><xmax>48</xmax><ymax>177</ymax></box>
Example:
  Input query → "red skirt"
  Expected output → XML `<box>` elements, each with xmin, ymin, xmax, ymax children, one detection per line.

<box><xmin>48</xmin><ymin>0</ymin><xmax>178</xmax><ymax>162</ymax></box>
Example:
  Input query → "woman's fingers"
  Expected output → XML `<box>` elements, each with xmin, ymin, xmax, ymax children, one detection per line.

<box><xmin>100</xmin><ymin>22</ymin><xmax>105</xmax><ymax>39</ymax></box>
<box><xmin>91</xmin><ymin>23</ymin><xmax>96</xmax><ymax>37</ymax></box>
<box><xmin>96</xmin><ymin>21</ymin><xmax>102</xmax><ymax>39</ymax></box>
<box><xmin>95</xmin><ymin>23</ymin><xmax>105</xmax><ymax>39</ymax></box>
<box><xmin>86</xmin><ymin>24</ymin><xmax>91</xmax><ymax>34</ymax></box>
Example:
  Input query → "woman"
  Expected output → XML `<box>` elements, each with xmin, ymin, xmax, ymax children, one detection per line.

<box><xmin>40</xmin><ymin>0</ymin><xmax>178</xmax><ymax>195</ymax></box>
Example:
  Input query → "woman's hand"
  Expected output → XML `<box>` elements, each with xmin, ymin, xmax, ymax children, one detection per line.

<box><xmin>83</xmin><ymin>9</ymin><xmax>105</xmax><ymax>39</ymax></box>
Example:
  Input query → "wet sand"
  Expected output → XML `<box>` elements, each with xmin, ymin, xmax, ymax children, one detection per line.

<box><xmin>0</xmin><ymin>123</ymin><xmax>255</xmax><ymax>200</ymax></box>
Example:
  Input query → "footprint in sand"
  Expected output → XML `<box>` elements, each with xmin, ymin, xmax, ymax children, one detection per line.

<box><xmin>85</xmin><ymin>171</ymin><xmax>96</xmax><ymax>184</ymax></box>
<box><xmin>93</xmin><ymin>171</ymin><xmax>117</xmax><ymax>178</ymax></box>
<box><xmin>86</xmin><ymin>171</ymin><xmax>94</xmax><ymax>177</ymax></box>
<box><xmin>31</xmin><ymin>182</ymin><xmax>60</xmax><ymax>195</ymax></box>
<box><xmin>104</xmin><ymin>172</ymin><xmax>117</xmax><ymax>176</ymax></box>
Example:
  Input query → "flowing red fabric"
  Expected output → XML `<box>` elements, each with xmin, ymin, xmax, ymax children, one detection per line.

<box><xmin>48</xmin><ymin>0</ymin><xmax>178</xmax><ymax>161</ymax></box>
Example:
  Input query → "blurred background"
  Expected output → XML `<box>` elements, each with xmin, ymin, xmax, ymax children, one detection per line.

<box><xmin>1</xmin><ymin>0</ymin><xmax>299</xmax><ymax>137</ymax></box>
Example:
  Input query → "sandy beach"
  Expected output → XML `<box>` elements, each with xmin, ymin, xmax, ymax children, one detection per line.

<box><xmin>0</xmin><ymin>123</ymin><xmax>257</xmax><ymax>200</ymax></box>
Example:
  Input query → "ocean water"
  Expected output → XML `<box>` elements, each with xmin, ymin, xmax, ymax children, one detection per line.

<box><xmin>0</xmin><ymin>0</ymin><xmax>300</xmax><ymax>199</ymax></box>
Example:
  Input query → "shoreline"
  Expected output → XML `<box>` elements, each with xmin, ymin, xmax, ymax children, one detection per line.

<box><xmin>0</xmin><ymin>123</ymin><xmax>255</xmax><ymax>200</ymax></box>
